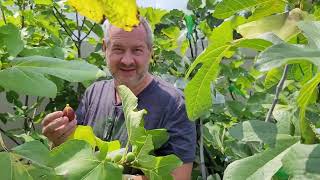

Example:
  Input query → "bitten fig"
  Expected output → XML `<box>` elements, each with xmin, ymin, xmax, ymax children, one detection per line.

<box><xmin>63</xmin><ymin>104</ymin><xmax>75</xmax><ymax>121</ymax></box>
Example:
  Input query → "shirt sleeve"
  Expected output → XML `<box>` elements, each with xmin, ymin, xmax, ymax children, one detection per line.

<box><xmin>155</xmin><ymin>95</ymin><xmax>197</xmax><ymax>163</ymax></box>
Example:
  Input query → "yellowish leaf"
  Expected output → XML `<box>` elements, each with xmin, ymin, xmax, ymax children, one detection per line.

<box><xmin>96</xmin><ymin>138</ymin><xmax>120</xmax><ymax>153</ymax></box>
<box><xmin>68</xmin><ymin>125</ymin><xmax>96</xmax><ymax>148</ymax></box>
<box><xmin>67</xmin><ymin>0</ymin><xmax>139</xmax><ymax>31</ymax></box>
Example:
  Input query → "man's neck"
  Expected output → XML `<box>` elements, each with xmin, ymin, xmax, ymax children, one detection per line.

<box><xmin>114</xmin><ymin>74</ymin><xmax>153</xmax><ymax>104</ymax></box>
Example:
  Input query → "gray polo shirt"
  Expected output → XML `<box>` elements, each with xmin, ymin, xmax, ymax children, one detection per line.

<box><xmin>75</xmin><ymin>76</ymin><xmax>196</xmax><ymax>163</ymax></box>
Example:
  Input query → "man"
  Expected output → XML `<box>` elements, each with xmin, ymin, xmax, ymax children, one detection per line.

<box><xmin>42</xmin><ymin>17</ymin><xmax>196</xmax><ymax>180</ymax></box>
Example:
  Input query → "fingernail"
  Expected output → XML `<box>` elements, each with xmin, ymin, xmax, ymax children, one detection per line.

<box><xmin>63</xmin><ymin>116</ymin><xmax>69</xmax><ymax>121</ymax></box>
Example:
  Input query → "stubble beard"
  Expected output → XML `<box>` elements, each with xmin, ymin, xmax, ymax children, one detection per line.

<box><xmin>112</xmin><ymin>70</ymin><xmax>147</xmax><ymax>89</ymax></box>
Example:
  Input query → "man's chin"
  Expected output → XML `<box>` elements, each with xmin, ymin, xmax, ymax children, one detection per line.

<box><xmin>116</xmin><ymin>78</ymin><xmax>139</xmax><ymax>87</ymax></box>
<box><xmin>113</xmin><ymin>73</ymin><xmax>147</xmax><ymax>87</ymax></box>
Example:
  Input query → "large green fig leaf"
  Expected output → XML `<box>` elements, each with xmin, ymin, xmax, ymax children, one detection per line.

<box><xmin>273</xmin><ymin>105</ymin><xmax>300</xmax><ymax>136</ymax></box>
<box><xmin>282</xmin><ymin>143</ymin><xmax>320</xmax><ymax>179</ymax></box>
<box><xmin>68</xmin><ymin>125</ymin><xmax>98</xmax><ymax>149</ymax></box>
<box><xmin>0</xmin><ymin>141</ymin><xmax>59</xmax><ymax>180</ymax></box>
<box><xmin>146</xmin><ymin>129</ymin><xmax>169</xmax><ymax>150</ymax></box>
<box><xmin>232</xmin><ymin>38</ymin><xmax>273</xmax><ymax>51</ymax></box>
<box><xmin>229</xmin><ymin>120</ymin><xmax>278</xmax><ymax>146</ymax></box>
<box><xmin>117</xmin><ymin>85</ymin><xmax>182</xmax><ymax>180</ymax></box>
<box><xmin>19</xmin><ymin>47</ymin><xmax>64</xmax><ymax>59</ymax></box>
<box><xmin>0</xmin><ymin>56</ymin><xmax>106</xmax><ymax>97</ymax></box>
<box><xmin>255</xmin><ymin>43</ymin><xmax>320</xmax><ymax>72</ymax></box>
<box><xmin>207</xmin><ymin>20</ymin><xmax>233</xmax><ymax>46</ymax></box>
<box><xmin>297</xmin><ymin>73</ymin><xmax>320</xmax><ymax>144</ymax></box>
<box><xmin>68</xmin><ymin>125</ymin><xmax>121</xmax><ymax>160</ymax></box>
<box><xmin>264</xmin><ymin>67</ymin><xmax>282</xmax><ymax>89</ymax></box>
<box><xmin>223</xmin><ymin>135</ymin><xmax>299</xmax><ymax>180</ymax></box>
<box><xmin>0</xmin><ymin>153</ymin><xmax>33</xmax><ymax>180</ymax></box>
<box><xmin>184</xmin><ymin>38</ymin><xmax>272</xmax><ymax>120</ymax></box>
<box><xmin>238</xmin><ymin>9</ymin><xmax>305</xmax><ymax>41</ymax></box>
<box><xmin>12</xmin><ymin>141</ymin><xmax>51</xmax><ymax>166</ymax></box>
<box><xmin>184</xmin><ymin>44</ymin><xmax>231</xmax><ymax>120</ymax></box>
<box><xmin>203</xmin><ymin>122</ymin><xmax>224</xmax><ymax>153</ymax></box>
<box><xmin>0</xmin><ymin>68</ymin><xmax>57</xmax><ymax>97</ymax></box>
<box><xmin>288</xmin><ymin>62</ymin><xmax>315</xmax><ymax>83</ymax></box>
<box><xmin>297</xmin><ymin>73</ymin><xmax>320</xmax><ymax>109</ymax></box>
<box><xmin>0</xmin><ymin>140</ymin><xmax>123</xmax><ymax>180</ymax></box>
<box><xmin>213</xmin><ymin>0</ymin><xmax>286</xmax><ymax>20</ymax></box>
<box><xmin>49</xmin><ymin>140</ymin><xmax>122</xmax><ymax>180</ymax></box>
<box><xmin>247</xmin><ymin>0</ymin><xmax>286</xmax><ymax>21</ymax></box>
<box><xmin>133</xmin><ymin>135</ymin><xmax>182</xmax><ymax>180</ymax></box>
<box><xmin>0</xmin><ymin>23</ymin><xmax>24</xmax><ymax>57</ymax></box>
<box><xmin>118</xmin><ymin>85</ymin><xmax>169</xmax><ymax>151</ymax></box>
<box><xmin>118</xmin><ymin>85</ymin><xmax>149</xmax><ymax>149</ymax></box>
<box><xmin>297</xmin><ymin>21</ymin><xmax>320</xmax><ymax>49</ymax></box>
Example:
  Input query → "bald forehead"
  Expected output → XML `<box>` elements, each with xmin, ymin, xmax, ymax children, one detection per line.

<box><xmin>108</xmin><ymin>24</ymin><xmax>148</xmax><ymax>41</ymax></box>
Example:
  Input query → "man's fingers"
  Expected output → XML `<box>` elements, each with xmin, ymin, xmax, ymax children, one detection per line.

<box><xmin>53</xmin><ymin>120</ymin><xmax>77</xmax><ymax>146</ymax></box>
<box><xmin>42</xmin><ymin>116</ymin><xmax>68</xmax><ymax>134</ymax></box>
<box><xmin>54</xmin><ymin>120</ymin><xmax>77</xmax><ymax>139</ymax></box>
<box><xmin>42</xmin><ymin>111</ymin><xmax>63</xmax><ymax>127</ymax></box>
<box><xmin>61</xmin><ymin>121</ymin><xmax>77</xmax><ymax>139</ymax></box>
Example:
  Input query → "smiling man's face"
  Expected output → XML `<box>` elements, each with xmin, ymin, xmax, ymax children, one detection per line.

<box><xmin>104</xmin><ymin>23</ymin><xmax>152</xmax><ymax>88</ymax></box>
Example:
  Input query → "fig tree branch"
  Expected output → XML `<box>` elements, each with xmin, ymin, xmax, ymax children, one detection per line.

<box><xmin>0</xmin><ymin>6</ymin><xmax>7</xmax><ymax>24</ymax></box>
<box><xmin>53</xmin><ymin>6</ymin><xmax>78</xmax><ymax>41</ymax></box>
<box><xmin>265</xmin><ymin>64</ymin><xmax>289</xmax><ymax>123</ymax></box>
<box><xmin>52</xmin><ymin>10</ymin><xmax>79</xmax><ymax>50</ymax></box>
<box><xmin>79</xmin><ymin>17</ymin><xmax>86</xmax><ymax>32</ymax></box>
<box><xmin>80</xmin><ymin>23</ymin><xmax>95</xmax><ymax>42</ymax></box>
<box><xmin>76</xmin><ymin>11</ymin><xmax>82</xmax><ymax>57</ymax></box>
<box><xmin>0</xmin><ymin>127</ymin><xmax>20</xmax><ymax>145</ymax></box>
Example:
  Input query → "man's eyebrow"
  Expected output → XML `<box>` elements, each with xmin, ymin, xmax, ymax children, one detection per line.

<box><xmin>111</xmin><ymin>43</ymin><xmax>123</xmax><ymax>47</ymax></box>
<box><xmin>133</xmin><ymin>45</ymin><xmax>145</xmax><ymax>48</ymax></box>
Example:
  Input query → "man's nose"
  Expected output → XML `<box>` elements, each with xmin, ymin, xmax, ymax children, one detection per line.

<box><xmin>120</xmin><ymin>51</ymin><xmax>134</xmax><ymax>66</ymax></box>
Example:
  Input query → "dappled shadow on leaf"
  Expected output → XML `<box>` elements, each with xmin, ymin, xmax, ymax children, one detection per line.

<box><xmin>229</xmin><ymin>120</ymin><xmax>278</xmax><ymax>147</ymax></box>
<box><xmin>306</xmin><ymin>144</ymin><xmax>320</xmax><ymax>174</ymax></box>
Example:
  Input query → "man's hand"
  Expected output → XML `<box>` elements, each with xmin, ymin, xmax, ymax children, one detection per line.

<box><xmin>172</xmin><ymin>163</ymin><xmax>193</xmax><ymax>180</ymax></box>
<box><xmin>42</xmin><ymin>111</ymin><xmax>77</xmax><ymax>146</ymax></box>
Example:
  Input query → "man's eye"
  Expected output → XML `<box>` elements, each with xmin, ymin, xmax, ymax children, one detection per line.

<box><xmin>134</xmin><ymin>49</ymin><xmax>143</xmax><ymax>52</ymax></box>
<box><xmin>113</xmin><ymin>48</ymin><xmax>123</xmax><ymax>52</ymax></box>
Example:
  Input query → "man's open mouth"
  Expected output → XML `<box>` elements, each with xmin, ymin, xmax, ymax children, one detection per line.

<box><xmin>120</xmin><ymin>68</ymin><xmax>135</xmax><ymax>71</ymax></box>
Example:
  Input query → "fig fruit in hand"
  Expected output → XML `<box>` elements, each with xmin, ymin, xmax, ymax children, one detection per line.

<box><xmin>63</xmin><ymin>104</ymin><xmax>75</xmax><ymax>121</ymax></box>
